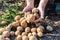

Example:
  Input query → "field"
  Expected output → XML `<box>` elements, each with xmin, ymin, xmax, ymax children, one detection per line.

<box><xmin>0</xmin><ymin>0</ymin><xmax>60</xmax><ymax>40</ymax></box>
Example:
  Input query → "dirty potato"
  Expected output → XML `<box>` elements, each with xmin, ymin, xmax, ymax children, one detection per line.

<box><xmin>22</xmin><ymin>32</ymin><xmax>27</xmax><ymax>36</ymax></box>
<box><xmin>37</xmin><ymin>27</ymin><xmax>43</xmax><ymax>33</ymax></box>
<box><xmin>2</xmin><ymin>31</ymin><xmax>10</xmax><ymax>38</ymax></box>
<box><xmin>11</xmin><ymin>21</ymin><xmax>19</xmax><ymax>27</ymax></box>
<box><xmin>21</xmin><ymin>19</ymin><xmax>27</xmax><ymax>28</ymax></box>
<box><xmin>1</xmin><ymin>21</ymin><xmax>7</xmax><ymax>25</ymax></box>
<box><xmin>31</xmin><ymin>28</ymin><xmax>37</xmax><ymax>32</ymax></box>
<box><xmin>29</xmin><ymin>36</ymin><xmax>38</xmax><ymax>40</ymax></box>
<box><xmin>0</xmin><ymin>35</ymin><xmax>5</xmax><ymax>40</ymax></box>
<box><xmin>15</xmin><ymin>31</ymin><xmax>21</xmax><ymax>36</ymax></box>
<box><xmin>10</xmin><ymin>31</ymin><xmax>15</xmax><ymax>36</ymax></box>
<box><xmin>28</xmin><ymin>33</ymin><xmax>33</xmax><ymax>37</ymax></box>
<box><xmin>25</xmin><ymin>27</ymin><xmax>31</xmax><ymax>33</ymax></box>
<box><xmin>26</xmin><ymin>14</ymin><xmax>35</xmax><ymax>23</ymax></box>
<box><xmin>32</xmin><ymin>32</ymin><xmax>37</xmax><ymax>36</ymax></box>
<box><xmin>32</xmin><ymin>8</ymin><xmax>39</xmax><ymax>13</ymax></box>
<box><xmin>16</xmin><ymin>35</ymin><xmax>22</xmax><ymax>40</ymax></box>
<box><xmin>15</xmin><ymin>15</ymin><xmax>21</xmax><ymax>21</ymax></box>
<box><xmin>37</xmin><ymin>32</ymin><xmax>43</xmax><ymax>37</ymax></box>
<box><xmin>0</xmin><ymin>28</ymin><xmax>5</xmax><ymax>32</ymax></box>
<box><xmin>17</xmin><ymin>26</ymin><xmax>23</xmax><ymax>32</ymax></box>
<box><xmin>22</xmin><ymin>35</ymin><xmax>29</xmax><ymax>40</ymax></box>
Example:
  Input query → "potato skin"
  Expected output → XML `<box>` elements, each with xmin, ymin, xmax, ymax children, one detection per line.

<box><xmin>34</xmin><ymin>13</ymin><xmax>39</xmax><ymax>19</ymax></box>
<box><xmin>21</xmin><ymin>19</ymin><xmax>27</xmax><ymax>28</ymax></box>
<box><xmin>31</xmin><ymin>28</ymin><xmax>37</xmax><ymax>32</ymax></box>
<box><xmin>0</xmin><ymin>35</ymin><xmax>5</xmax><ymax>40</ymax></box>
<box><xmin>19</xmin><ymin>17</ymin><xmax>25</xmax><ymax>23</ymax></box>
<box><xmin>39</xmin><ymin>26</ymin><xmax>44</xmax><ymax>30</ymax></box>
<box><xmin>37</xmin><ymin>27</ymin><xmax>43</xmax><ymax>33</ymax></box>
<box><xmin>25</xmin><ymin>27</ymin><xmax>31</xmax><ymax>33</ymax></box>
<box><xmin>28</xmin><ymin>33</ymin><xmax>33</xmax><ymax>37</ymax></box>
<box><xmin>11</xmin><ymin>21</ymin><xmax>20</xmax><ymax>27</ymax></box>
<box><xmin>15</xmin><ymin>31</ymin><xmax>21</xmax><ymax>36</ymax></box>
<box><xmin>17</xmin><ymin>26</ymin><xmax>23</xmax><ymax>32</ymax></box>
<box><xmin>24</xmin><ymin>12</ymin><xmax>31</xmax><ymax>18</ymax></box>
<box><xmin>32</xmin><ymin>32</ymin><xmax>37</xmax><ymax>36</ymax></box>
<box><xmin>15</xmin><ymin>15</ymin><xmax>21</xmax><ymax>21</ymax></box>
<box><xmin>46</xmin><ymin>25</ymin><xmax>53</xmax><ymax>32</ymax></box>
<box><xmin>35</xmin><ymin>23</ymin><xmax>40</xmax><ymax>27</ymax></box>
<box><xmin>37</xmin><ymin>32</ymin><xmax>43</xmax><ymax>37</ymax></box>
<box><xmin>54</xmin><ymin>21</ymin><xmax>60</xmax><ymax>27</ymax></box>
<box><xmin>2</xmin><ymin>31</ymin><xmax>10</xmax><ymax>38</ymax></box>
<box><xmin>32</xmin><ymin>8</ymin><xmax>39</xmax><ymax>13</ymax></box>
<box><xmin>16</xmin><ymin>35</ymin><xmax>22</xmax><ymax>40</ymax></box>
<box><xmin>29</xmin><ymin>36</ymin><xmax>38</xmax><ymax>40</ymax></box>
<box><xmin>1</xmin><ymin>21</ymin><xmax>7</xmax><ymax>25</ymax></box>
<box><xmin>26</xmin><ymin>14</ymin><xmax>35</xmax><ymax>23</ymax></box>
<box><xmin>10</xmin><ymin>31</ymin><xmax>15</xmax><ymax>36</ymax></box>
<box><xmin>5</xmin><ymin>38</ymin><xmax>10</xmax><ymax>40</ymax></box>
<box><xmin>22</xmin><ymin>32</ymin><xmax>27</xmax><ymax>36</ymax></box>
<box><xmin>0</xmin><ymin>28</ymin><xmax>5</xmax><ymax>32</ymax></box>
<box><xmin>5</xmin><ymin>26</ymin><xmax>11</xmax><ymax>32</ymax></box>
<box><xmin>22</xmin><ymin>35</ymin><xmax>29</xmax><ymax>40</ymax></box>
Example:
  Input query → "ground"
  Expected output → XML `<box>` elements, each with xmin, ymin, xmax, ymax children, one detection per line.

<box><xmin>0</xmin><ymin>3</ymin><xmax>60</xmax><ymax>40</ymax></box>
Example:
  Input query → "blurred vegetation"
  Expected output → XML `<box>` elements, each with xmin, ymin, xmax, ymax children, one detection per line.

<box><xmin>0</xmin><ymin>0</ymin><xmax>25</xmax><ymax>27</ymax></box>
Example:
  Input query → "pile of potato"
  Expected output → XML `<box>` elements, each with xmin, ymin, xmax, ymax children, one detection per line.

<box><xmin>0</xmin><ymin>8</ymin><xmax>54</xmax><ymax>40</ymax></box>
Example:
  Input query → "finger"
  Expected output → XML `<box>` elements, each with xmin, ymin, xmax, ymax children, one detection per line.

<box><xmin>34</xmin><ymin>20</ymin><xmax>39</xmax><ymax>23</ymax></box>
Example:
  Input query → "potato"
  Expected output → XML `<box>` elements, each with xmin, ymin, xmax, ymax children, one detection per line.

<box><xmin>5</xmin><ymin>26</ymin><xmax>11</xmax><ymax>32</ymax></box>
<box><xmin>28</xmin><ymin>33</ymin><xmax>33</xmax><ymax>37</ymax></box>
<box><xmin>45</xmin><ymin>18</ymin><xmax>50</xmax><ymax>23</ymax></box>
<box><xmin>19</xmin><ymin>17</ymin><xmax>25</xmax><ymax>25</ymax></box>
<box><xmin>24</xmin><ymin>12</ymin><xmax>31</xmax><ymax>18</ymax></box>
<box><xmin>19</xmin><ymin>17</ymin><xmax>25</xmax><ymax>23</ymax></box>
<box><xmin>22</xmin><ymin>32</ymin><xmax>27</xmax><ymax>36</ymax></box>
<box><xmin>2</xmin><ymin>31</ymin><xmax>10</xmax><ymax>38</ymax></box>
<box><xmin>7</xmin><ymin>24</ymin><xmax>12</xmax><ymax>27</ymax></box>
<box><xmin>32</xmin><ymin>8</ymin><xmax>39</xmax><ymax>13</ymax></box>
<box><xmin>37</xmin><ymin>32</ymin><xmax>43</xmax><ymax>37</ymax></box>
<box><xmin>15</xmin><ymin>15</ymin><xmax>21</xmax><ymax>21</ymax></box>
<box><xmin>25</xmin><ymin>27</ymin><xmax>31</xmax><ymax>33</ymax></box>
<box><xmin>54</xmin><ymin>21</ymin><xmax>60</xmax><ymax>26</ymax></box>
<box><xmin>0</xmin><ymin>28</ymin><xmax>5</xmax><ymax>32</ymax></box>
<box><xmin>21</xmin><ymin>19</ymin><xmax>27</xmax><ymax>28</ymax></box>
<box><xmin>46</xmin><ymin>25</ymin><xmax>53</xmax><ymax>32</ymax></box>
<box><xmin>32</xmin><ymin>32</ymin><xmax>37</xmax><ymax>36</ymax></box>
<box><xmin>15</xmin><ymin>31</ymin><xmax>21</xmax><ymax>36</ymax></box>
<box><xmin>34</xmin><ymin>13</ymin><xmax>39</xmax><ymax>19</ymax></box>
<box><xmin>17</xmin><ymin>26</ymin><xmax>23</xmax><ymax>32</ymax></box>
<box><xmin>5</xmin><ymin>38</ymin><xmax>10</xmax><ymax>40</ymax></box>
<box><xmin>0</xmin><ymin>35</ymin><xmax>5</xmax><ymax>40</ymax></box>
<box><xmin>16</xmin><ymin>35</ymin><xmax>22</xmax><ymax>40</ymax></box>
<box><xmin>5</xmin><ymin>24</ymin><xmax>12</xmax><ymax>31</ymax></box>
<box><xmin>35</xmin><ymin>23</ymin><xmax>40</xmax><ymax>27</ymax></box>
<box><xmin>31</xmin><ymin>28</ymin><xmax>37</xmax><ymax>32</ymax></box>
<box><xmin>22</xmin><ymin>35</ymin><xmax>29</xmax><ymax>40</ymax></box>
<box><xmin>26</xmin><ymin>14</ymin><xmax>35</xmax><ymax>23</ymax></box>
<box><xmin>10</xmin><ymin>31</ymin><xmax>15</xmax><ymax>36</ymax></box>
<box><xmin>39</xmin><ymin>26</ymin><xmax>44</xmax><ymax>30</ymax></box>
<box><xmin>11</xmin><ymin>21</ymin><xmax>19</xmax><ymax>27</ymax></box>
<box><xmin>29</xmin><ymin>36</ymin><xmax>38</xmax><ymax>40</ymax></box>
<box><xmin>1</xmin><ymin>21</ymin><xmax>7</xmax><ymax>25</ymax></box>
<box><xmin>5</xmin><ymin>27</ymin><xmax>10</xmax><ymax>32</ymax></box>
<box><xmin>37</xmin><ymin>27</ymin><xmax>43</xmax><ymax>33</ymax></box>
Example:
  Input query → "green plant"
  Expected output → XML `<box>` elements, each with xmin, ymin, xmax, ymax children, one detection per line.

<box><xmin>0</xmin><ymin>0</ymin><xmax>25</xmax><ymax>28</ymax></box>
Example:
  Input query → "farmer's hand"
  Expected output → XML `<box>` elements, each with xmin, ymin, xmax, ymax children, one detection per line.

<box><xmin>21</xmin><ymin>5</ymin><xmax>34</xmax><ymax>14</ymax></box>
